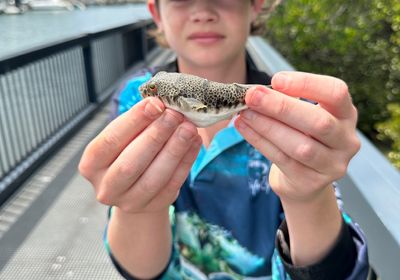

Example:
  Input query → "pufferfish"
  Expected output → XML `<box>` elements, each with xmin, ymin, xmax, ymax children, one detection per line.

<box><xmin>139</xmin><ymin>71</ymin><xmax>271</xmax><ymax>127</ymax></box>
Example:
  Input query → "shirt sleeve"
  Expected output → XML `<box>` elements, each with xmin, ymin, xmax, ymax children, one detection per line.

<box><xmin>271</xmin><ymin>185</ymin><xmax>369</xmax><ymax>280</ymax></box>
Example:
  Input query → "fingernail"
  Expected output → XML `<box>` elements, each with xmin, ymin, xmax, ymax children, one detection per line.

<box><xmin>274</xmin><ymin>73</ymin><xmax>289</xmax><ymax>90</ymax></box>
<box><xmin>250</xmin><ymin>90</ymin><xmax>263</xmax><ymax>106</ymax></box>
<box><xmin>236</xmin><ymin>119</ymin><xmax>247</xmax><ymax>130</ymax></box>
<box><xmin>178</xmin><ymin>126</ymin><xmax>194</xmax><ymax>141</ymax></box>
<box><xmin>144</xmin><ymin>99</ymin><xmax>163</xmax><ymax>117</ymax></box>
<box><xmin>241</xmin><ymin>110</ymin><xmax>256</xmax><ymax>121</ymax></box>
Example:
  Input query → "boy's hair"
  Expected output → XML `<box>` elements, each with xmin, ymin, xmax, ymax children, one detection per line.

<box><xmin>149</xmin><ymin>0</ymin><xmax>282</xmax><ymax>48</ymax></box>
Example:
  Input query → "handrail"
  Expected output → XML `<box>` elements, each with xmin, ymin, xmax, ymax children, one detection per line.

<box><xmin>0</xmin><ymin>15</ymin><xmax>155</xmax><ymax>206</ymax></box>
<box><xmin>0</xmin><ymin>20</ymin><xmax>151</xmax><ymax>74</ymax></box>
<box><xmin>247</xmin><ymin>36</ymin><xmax>400</xmax><ymax>280</ymax></box>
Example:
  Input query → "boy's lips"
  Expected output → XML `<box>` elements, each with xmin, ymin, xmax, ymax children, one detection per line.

<box><xmin>188</xmin><ymin>32</ymin><xmax>225</xmax><ymax>44</ymax></box>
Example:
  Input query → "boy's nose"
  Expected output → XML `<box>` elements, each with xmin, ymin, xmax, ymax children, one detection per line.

<box><xmin>189</xmin><ymin>2</ymin><xmax>218</xmax><ymax>23</ymax></box>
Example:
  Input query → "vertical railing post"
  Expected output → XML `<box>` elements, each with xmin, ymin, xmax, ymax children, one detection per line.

<box><xmin>122</xmin><ymin>26</ymin><xmax>147</xmax><ymax>70</ymax></box>
<box><xmin>82</xmin><ymin>42</ymin><xmax>97</xmax><ymax>104</ymax></box>
<box><xmin>141</xmin><ymin>26</ymin><xmax>148</xmax><ymax>62</ymax></box>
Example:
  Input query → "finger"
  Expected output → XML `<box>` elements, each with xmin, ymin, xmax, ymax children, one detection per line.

<box><xmin>271</xmin><ymin>72</ymin><xmax>356</xmax><ymax>119</ymax></box>
<box><xmin>98</xmin><ymin>110</ymin><xmax>184</xmax><ymax>203</ymax></box>
<box><xmin>234</xmin><ymin>118</ymin><xmax>331</xmax><ymax>196</ymax></box>
<box><xmin>235</xmin><ymin>117</ymin><xmax>293</xmax><ymax>168</ymax></box>
<box><xmin>142</xmin><ymin>136</ymin><xmax>202</xmax><ymax>212</ymax></box>
<box><xmin>122</xmin><ymin>122</ymin><xmax>199</xmax><ymax>211</ymax></box>
<box><xmin>245</xmin><ymin>86</ymin><xmax>343</xmax><ymax>148</ymax></box>
<box><xmin>236</xmin><ymin>114</ymin><xmax>342</xmax><ymax>175</ymax></box>
<box><xmin>80</xmin><ymin>97</ymin><xmax>165</xmax><ymax>172</ymax></box>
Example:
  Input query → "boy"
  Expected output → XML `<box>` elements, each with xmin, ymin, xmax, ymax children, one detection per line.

<box><xmin>79</xmin><ymin>0</ymin><xmax>369</xmax><ymax>279</ymax></box>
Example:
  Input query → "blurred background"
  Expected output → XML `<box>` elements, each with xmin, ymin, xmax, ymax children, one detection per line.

<box><xmin>0</xmin><ymin>0</ymin><xmax>399</xmax><ymax>279</ymax></box>
<box><xmin>265</xmin><ymin>0</ymin><xmax>400</xmax><ymax>169</ymax></box>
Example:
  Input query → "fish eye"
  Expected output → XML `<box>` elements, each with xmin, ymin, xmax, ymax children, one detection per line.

<box><xmin>149</xmin><ymin>83</ymin><xmax>156</xmax><ymax>90</ymax></box>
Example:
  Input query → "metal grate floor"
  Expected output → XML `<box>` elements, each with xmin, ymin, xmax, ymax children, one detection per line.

<box><xmin>0</xmin><ymin>105</ymin><xmax>123</xmax><ymax>280</ymax></box>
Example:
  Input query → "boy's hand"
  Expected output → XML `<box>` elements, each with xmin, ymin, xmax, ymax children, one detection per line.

<box><xmin>235</xmin><ymin>72</ymin><xmax>361</xmax><ymax>203</ymax></box>
<box><xmin>79</xmin><ymin>97</ymin><xmax>201</xmax><ymax>214</ymax></box>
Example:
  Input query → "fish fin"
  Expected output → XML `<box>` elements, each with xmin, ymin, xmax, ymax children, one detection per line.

<box><xmin>233</xmin><ymin>83</ymin><xmax>250</xmax><ymax>90</ymax></box>
<box><xmin>233</xmin><ymin>83</ymin><xmax>272</xmax><ymax>89</ymax></box>
<box><xmin>178</xmin><ymin>97</ymin><xmax>207</xmax><ymax>111</ymax></box>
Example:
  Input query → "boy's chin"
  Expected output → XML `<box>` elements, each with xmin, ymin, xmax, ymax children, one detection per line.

<box><xmin>184</xmin><ymin>50</ymin><xmax>240</xmax><ymax>68</ymax></box>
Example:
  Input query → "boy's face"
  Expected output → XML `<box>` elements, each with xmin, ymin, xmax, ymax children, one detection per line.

<box><xmin>148</xmin><ymin>0</ymin><xmax>264</xmax><ymax>68</ymax></box>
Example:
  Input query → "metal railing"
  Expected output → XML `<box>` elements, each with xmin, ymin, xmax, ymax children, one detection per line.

<box><xmin>247</xmin><ymin>36</ymin><xmax>400</xmax><ymax>280</ymax></box>
<box><xmin>0</xmin><ymin>19</ymin><xmax>156</xmax><ymax>205</ymax></box>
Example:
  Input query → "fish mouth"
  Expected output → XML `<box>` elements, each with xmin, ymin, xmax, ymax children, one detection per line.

<box><xmin>139</xmin><ymin>84</ymin><xmax>147</xmax><ymax>98</ymax></box>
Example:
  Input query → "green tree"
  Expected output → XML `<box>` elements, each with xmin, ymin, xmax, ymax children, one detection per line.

<box><xmin>377</xmin><ymin>103</ymin><xmax>400</xmax><ymax>168</ymax></box>
<box><xmin>264</xmin><ymin>0</ymin><xmax>400</xmax><ymax>167</ymax></box>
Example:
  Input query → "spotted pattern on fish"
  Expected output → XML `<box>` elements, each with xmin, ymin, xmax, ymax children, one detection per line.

<box><xmin>139</xmin><ymin>71</ymin><xmax>270</xmax><ymax>127</ymax></box>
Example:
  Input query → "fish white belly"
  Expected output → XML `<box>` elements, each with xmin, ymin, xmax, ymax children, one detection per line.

<box><xmin>166</xmin><ymin>103</ymin><xmax>248</xmax><ymax>127</ymax></box>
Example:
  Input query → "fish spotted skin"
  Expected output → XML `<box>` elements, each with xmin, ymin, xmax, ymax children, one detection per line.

<box><xmin>139</xmin><ymin>71</ymin><xmax>257</xmax><ymax>127</ymax></box>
